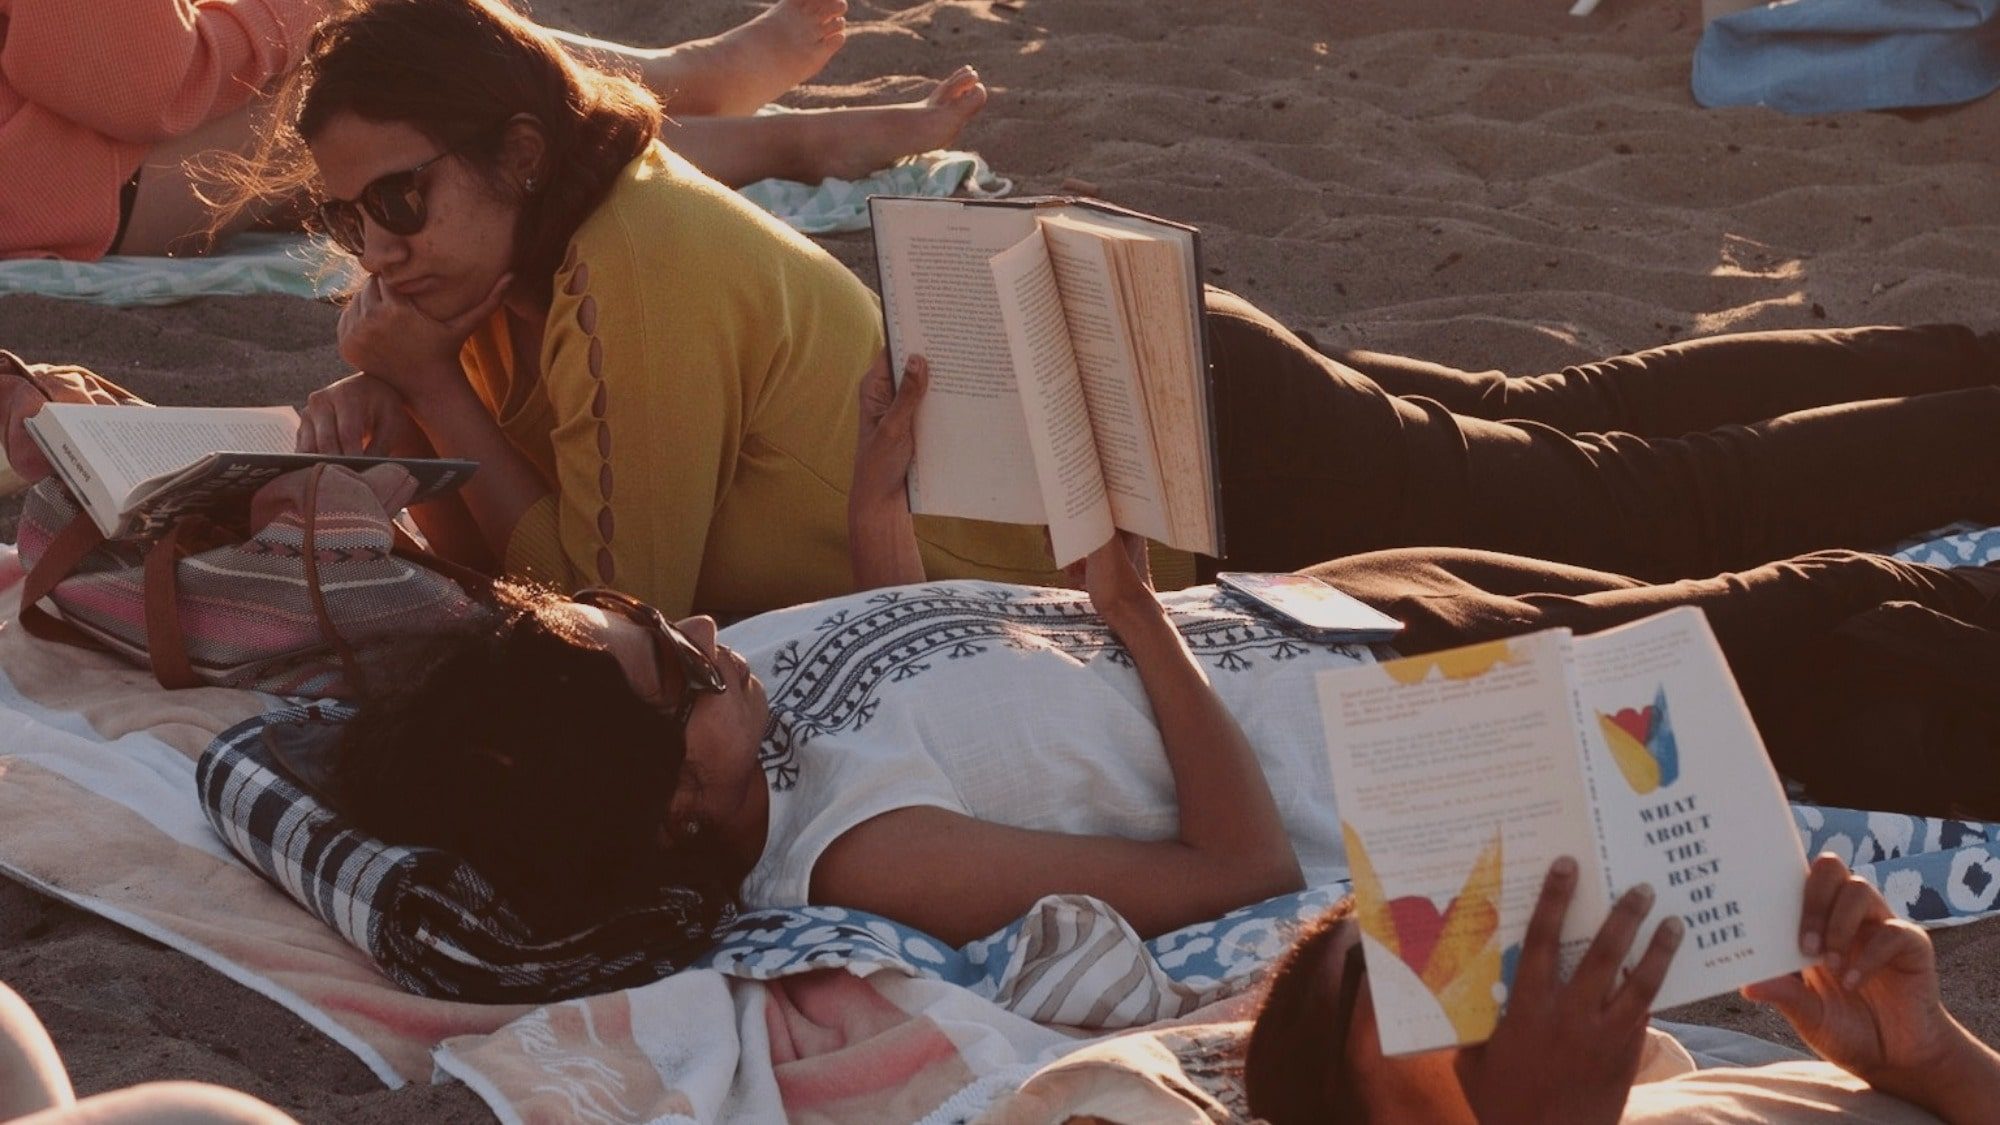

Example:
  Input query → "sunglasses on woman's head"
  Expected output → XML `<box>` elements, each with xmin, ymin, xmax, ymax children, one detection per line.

<box><xmin>573</xmin><ymin>588</ymin><xmax>729</xmax><ymax>729</ymax></box>
<box><xmin>311</xmin><ymin>145</ymin><xmax>460</xmax><ymax>255</ymax></box>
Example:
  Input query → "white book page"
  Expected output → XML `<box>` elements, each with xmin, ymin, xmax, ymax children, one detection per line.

<box><xmin>872</xmin><ymin>198</ymin><xmax>1046</xmax><ymax>524</ymax></box>
<box><xmin>36</xmin><ymin>404</ymin><xmax>300</xmax><ymax>506</ymax></box>
<box><xmin>1316</xmin><ymin>630</ymin><xmax>1609</xmax><ymax>1055</ymax></box>
<box><xmin>1049</xmin><ymin>208</ymin><xmax>1216</xmax><ymax>552</ymax></box>
<box><xmin>1114</xmin><ymin>238</ymin><xmax>1214</xmax><ymax>551</ymax></box>
<box><xmin>1035</xmin><ymin>214</ymin><xmax>1171</xmax><ymax>544</ymax></box>
<box><xmin>1571</xmin><ymin>607</ymin><xmax>1810</xmax><ymax>1009</ymax></box>
<box><xmin>989</xmin><ymin>232</ymin><xmax>1114</xmax><ymax>566</ymax></box>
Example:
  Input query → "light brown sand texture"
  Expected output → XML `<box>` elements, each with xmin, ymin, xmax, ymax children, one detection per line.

<box><xmin>1</xmin><ymin>1</ymin><xmax>1995</xmax><ymax>1121</ymax></box>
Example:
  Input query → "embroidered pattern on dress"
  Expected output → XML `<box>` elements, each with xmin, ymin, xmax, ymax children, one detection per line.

<box><xmin>754</xmin><ymin>586</ymin><xmax>1360</xmax><ymax>791</ymax></box>
<box><xmin>561</xmin><ymin>248</ymin><xmax>619</xmax><ymax>585</ymax></box>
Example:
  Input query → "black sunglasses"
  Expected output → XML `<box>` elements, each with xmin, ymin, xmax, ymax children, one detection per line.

<box><xmin>573</xmin><ymin>588</ymin><xmax>729</xmax><ymax>729</ymax></box>
<box><xmin>311</xmin><ymin>144</ymin><xmax>463</xmax><ymax>255</ymax></box>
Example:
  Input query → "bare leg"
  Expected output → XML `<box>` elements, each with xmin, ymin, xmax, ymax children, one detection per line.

<box><xmin>115</xmin><ymin>102</ymin><xmax>275</xmax><ymax>258</ymax></box>
<box><xmin>0</xmin><ymin>983</ymin><xmax>71</xmax><ymax>1119</ymax></box>
<box><xmin>11</xmin><ymin>1084</ymin><xmax>297</xmax><ymax>1124</ymax></box>
<box><xmin>552</xmin><ymin>0</ymin><xmax>849</xmax><ymax>118</ymax></box>
<box><xmin>664</xmin><ymin>66</ymin><xmax>988</xmax><ymax>186</ymax></box>
<box><xmin>3</xmin><ymin>983</ymin><xmax>293</xmax><ymax>1124</ymax></box>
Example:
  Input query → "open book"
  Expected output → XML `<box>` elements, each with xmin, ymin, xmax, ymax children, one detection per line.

<box><xmin>1314</xmin><ymin>607</ymin><xmax>1811</xmax><ymax>1055</ymax></box>
<box><xmin>26</xmin><ymin>404</ymin><xmax>477</xmax><ymax>540</ymax></box>
<box><xmin>870</xmin><ymin>195</ymin><xmax>1222</xmax><ymax>566</ymax></box>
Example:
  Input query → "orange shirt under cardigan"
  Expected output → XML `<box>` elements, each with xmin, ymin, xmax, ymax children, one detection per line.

<box><xmin>0</xmin><ymin>0</ymin><xmax>325</xmax><ymax>260</ymax></box>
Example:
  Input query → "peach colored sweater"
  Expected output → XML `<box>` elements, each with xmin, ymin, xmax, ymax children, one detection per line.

<box><xmin>0</xmin><ymin>0</ymin><xmax>324</xmax><ymax>260</ymax></box>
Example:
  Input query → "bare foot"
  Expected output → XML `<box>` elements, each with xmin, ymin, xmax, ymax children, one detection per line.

<box><xmin>807</xmin><ymin>66</ymin><xmax>989</xmax><ymax>181</ymax></box>
<box><xmin>647</xmin><ymin>0</ymin><xmax>848</xmax><ymax>117</ymax></box>
<box><xmin>661</xmin><ymin>67</ymin><xmax>988</xmax><ymax>187</ymax></box>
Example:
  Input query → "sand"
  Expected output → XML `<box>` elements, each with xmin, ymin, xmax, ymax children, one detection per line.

<box><xmin>1</xmin><ymin>0</ymin><xmax>1996</xmax><ymax>1120</ymax></box>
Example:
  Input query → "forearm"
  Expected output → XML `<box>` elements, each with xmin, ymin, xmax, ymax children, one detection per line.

<box><xmin>406</xmin><ymin>492</ymin><xmax>499</xmax><ymax>574</ymax></box>
<box><xmin>1104</xmin><ymin>599</ymin><xmax>1304</xmax><ymax>896</ymax></box>
<box><xmin>1882</xmin><ymin>1023</ymin><xmax>2000</xmax><ymax>1125</ymax></box>
<box><xmin>399</xmin><ymin>371</ymin><xmax>551</xmax><ymax>565</ymax></box>
<box><xmin>849</xmin><ymin>497</ymin><xmax>927</xmax><ymax>590</ymax></box>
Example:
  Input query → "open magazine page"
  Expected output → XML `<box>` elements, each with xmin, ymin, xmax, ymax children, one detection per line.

<box><xmin>870</xmin><ymin>198</ymin><xmax>1046</xmax><ymax>523</ymax></box>
<box><xmin>1316</xmin><ymin>630</ymin><xmax>1610</xmax><ymax>1056</ymax></box>
<box><xmin>1570</xmin><ymin>607</ymin><xmax>1810</xmax><ymax>1009</ymax></box>
<box><xmin>1035</xmin><ymin>214</ymin><xmax>1173</xmax><ymax>544</ymax></box>
<box><xmin>989</xmin><ymin>232</ymin><xmax>1114</xmax><ymax>566</ymax></box>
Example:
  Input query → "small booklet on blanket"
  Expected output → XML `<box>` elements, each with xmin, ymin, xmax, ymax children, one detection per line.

<box><xmin>869</xmin><ymin>195</ymin><xmax>1222</xmax><ymax>566</ymax></box>
<box><xmin>1314</xmin><ymin>607</ymin><xmax>1811</xmax><ymax>1056</ymax></box>
<box><xmin>26</xmin><ymin>403</ymin><xmax>476</xmax><ymax>539</ymax></box>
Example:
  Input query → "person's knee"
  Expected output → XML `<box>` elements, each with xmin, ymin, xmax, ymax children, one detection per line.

<box><xmin>41</xmin><ymin>1081</ymin><xmax>296</xmax><ymax>1124</ymax></box>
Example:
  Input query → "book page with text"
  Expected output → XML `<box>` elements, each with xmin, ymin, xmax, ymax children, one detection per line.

<box><xmin>990</xmin><ymin>231</ymin><xmax>1114</xmax><ymax>566</ymax></box>
<box><xmin>1571</xmin><ymin>607</ymin><xmax>1809</xmax><ymax>1010</ymax></box>
<box><xmin>1051</xmin><ymin>206</ymin><xmax>1217</xmax><ymax>554</ymax></box>
<box><xmin>37</xmin><ymin>404</ymin><xmax>300</xmax><ymax>506</ymax></box>
<box><xmin>1316</xmin><ymin>630</ymin><xmax>1609</xmax><ymax>1055</ymax></box>
<box><xmin>872</xmin><ymin>198</ymin><xmax>1047</xmax><ymax>523</ymax></box>
<box><xmin>1036</xmin><ymin>214</ymin><xmax>1171</xmax><ymax>544</ymax></box>
<box><xmin>1111</xmin><ymin>237</ymin><xmax>1216</xmax><ymax>552</ymax></box>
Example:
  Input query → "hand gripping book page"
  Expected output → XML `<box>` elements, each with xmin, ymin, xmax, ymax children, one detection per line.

<box><xmin>870</xmin><ymin>198</ymin><xmax>1052</xmax><ymax>527</ymax></box>
<box><xmin>27</xmin><ymin>404</ymin><xmax>477</xmax><ymax>539</ymax></box>
<box><xmin>1314</xmin><ymin>606</ymin><xmax>1809</xmax><ymax>1056</ymax></box>
<box><xmin>870</xmin><ymin>195</ymin><xmax>1220</xmax><ymax>565</ymax></box>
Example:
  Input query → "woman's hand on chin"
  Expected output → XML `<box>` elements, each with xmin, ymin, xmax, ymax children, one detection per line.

<box><xmin>337</xmin><ymin>272</ymin><xmax>511</xmax><ymax>404</ymax></box>
<box><xmin>297</xmin><ymin>373</ymin><xmax>433</xmax><ymax>458</ymax></box>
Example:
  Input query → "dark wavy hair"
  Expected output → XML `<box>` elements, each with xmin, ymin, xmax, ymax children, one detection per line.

<box><xmin>1243</xmin><ymin>897</ymin><xmax>1363</xmax><ymax>1124</ymax></box>
<box><xmin>332</xmin><ymin>580</ymin><xmax>738</xmax><ymax>938</ymax></box>
<box><xmin>208</xmin><ymin>0</ymin><xmax>659</xmax><ymax>304</ymax></box>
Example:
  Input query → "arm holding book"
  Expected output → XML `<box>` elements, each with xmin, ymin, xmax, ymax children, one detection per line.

<box><xmin>1742</xmin><ymin>854</ymin><xmax>2000</xmax><ymax>1124</ymax></box>
<box><xmin>849</xmin><ymin>353</ymin><xmax>930</xmax><ymax>591</ymax></box>
<box><xmin>830</xmin><ymin>353</ymin><xmax>1304</xmax><ymax>944</ymax></box>
<box><xmin>1</xmin><ymin>353</ymin><xmax>147</xmax><ymax>481</ymax></box>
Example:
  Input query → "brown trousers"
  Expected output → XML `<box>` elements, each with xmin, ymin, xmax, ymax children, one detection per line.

<box><xmin>1206</xmin><ymin>288</ymin><xmax>2000</xmax><ymax>581</ymax></box>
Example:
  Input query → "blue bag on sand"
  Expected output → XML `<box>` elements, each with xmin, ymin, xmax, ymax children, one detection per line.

<box><xmin>1693</xmin><ymin>0</ymin><xmax>2000</xmax><ymax>114</ymax></box>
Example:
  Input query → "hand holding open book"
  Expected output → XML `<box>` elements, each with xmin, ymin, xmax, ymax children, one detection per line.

<box><xmin>871</xmin><ymin>195</ymin><xmax>1223</xmax><ymax>566</ymax></box>
<box><xmin>26</xmin><ymin>403</ymin><xmax>476</xmax><ymax>540</ymax></box>
<box><xmin>1314</xmin><ymin>607</ymin><xmax>1810</xmax><ymax>1055</ymax></box>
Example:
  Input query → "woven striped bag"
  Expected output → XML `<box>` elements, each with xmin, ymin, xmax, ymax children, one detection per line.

<box><xmin>15</xmin><ymin>462</ymin><xmax>483</xmax><ymax>698</ymax></box>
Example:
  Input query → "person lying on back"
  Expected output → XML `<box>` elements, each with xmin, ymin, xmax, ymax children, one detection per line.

<box><xmin>1246</xmin><ymin>853</ymin><xmax>2000</xmax><ymax>1124</ymax></box>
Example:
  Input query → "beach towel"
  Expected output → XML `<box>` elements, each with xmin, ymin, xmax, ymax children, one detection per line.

<box><xmin>0</xmin><ymin>151</ymin><xmax>1009</xmax><ymax>307</ymax></box>
<box><xmin>1693</xmin><ymin>0</ymin><xmax>2000</xmax><ymax>114</ymax></box>
<box><xmin>5</xmin><ymin>525</ymin><xmax>2000</xmax><ymax>1121</ymax></box>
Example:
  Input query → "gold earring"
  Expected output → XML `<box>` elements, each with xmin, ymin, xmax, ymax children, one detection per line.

<box><xmin>523</xmin><ymin>176</ymin><xmax>538</xmax><ymax>193</ymax></box>
<box><xmin>682</xmin><ymin>820</ymin><xmax>701</xmax><ymax>839</ymax></box>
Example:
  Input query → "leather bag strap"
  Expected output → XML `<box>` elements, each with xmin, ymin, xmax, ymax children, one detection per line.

<box><xmin>17</xmin><ymin>511</ymin><xmax>108</xmax><ymax>644</ymax></box>
<box><xmin>300</xmin><ymin>464</ymin><xmax>367</xmax><ymax>691</ymax></box>
<box><xmin>141</xmin><ymin>517</ymin><xmax>206</xmax><ymax>689</ymax></box>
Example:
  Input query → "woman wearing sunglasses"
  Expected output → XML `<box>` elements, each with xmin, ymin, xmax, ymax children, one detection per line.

<box><xmin>325</xmin><ymin>351</ymin><xmax>2000</xmax><ymax>956</ymax></box>
<box><xmin>215</xmin><ymin>0</ymin><xmax>1061</xmax><ymax>623</ymax></box>
<box><xmin>1244</xmin><ymin>853</ymin><xmax>2000</xmax><ymax>1125</ymax></box>
<box><xmin>196</xmin><ymin>0</ymin><xmax>2000</xmax><ymax>626</ymax></box>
